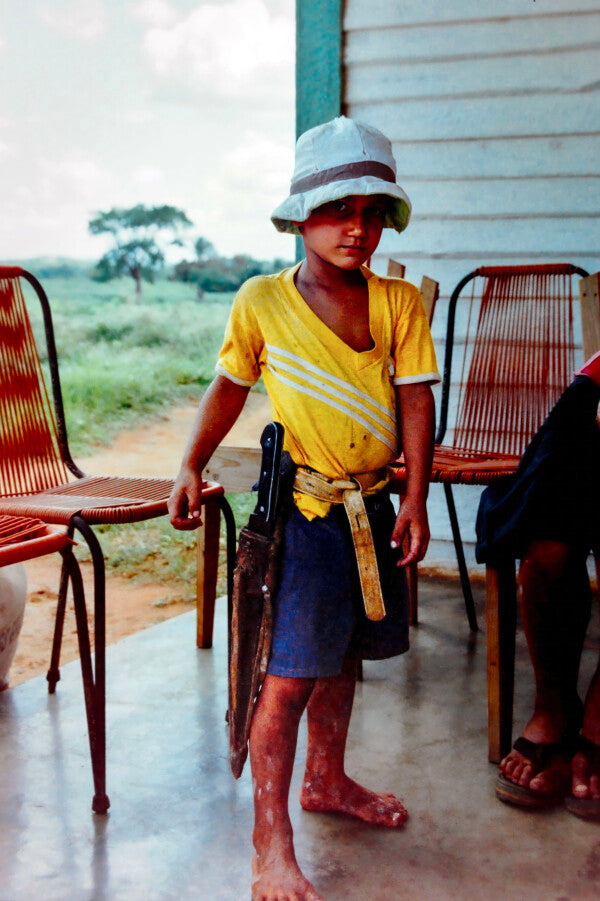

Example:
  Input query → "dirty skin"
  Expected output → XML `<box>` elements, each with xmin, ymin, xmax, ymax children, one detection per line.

<box><xmin>250</xmin><ymin>671</ymin><xmax>407</xmax><ymax>901</ymax></box>
<box><xmin>300</xmin><ymin>774</ymin><xmax>408</xmax><ymax>827</ymax></box>
<box><xmin>251</xmin><ymin>772</ymin><xmax>407</xmax><ymax>901</ymax></box>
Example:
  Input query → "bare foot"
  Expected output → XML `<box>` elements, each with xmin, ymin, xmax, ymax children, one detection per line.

<box><xmin>300</xmin><ymin>774</ymin><xmax>408</xmax><ymax>827</ymax></box>
<box><xmin>252</xmin><ymin>850</ymin><xmax>324</xmax><ymax>901</ymax></box>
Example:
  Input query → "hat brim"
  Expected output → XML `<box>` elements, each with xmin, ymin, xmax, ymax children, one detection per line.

<box><xmin>271</xmin><ymin>177</ymin><xmax>411</xmax><ymax>235</ymax></box>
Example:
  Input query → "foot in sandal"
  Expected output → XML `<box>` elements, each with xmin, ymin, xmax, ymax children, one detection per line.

<box><xmin>497</xmin><ymin>736</ymin><xmax>573</xmax><ymax>808</ymax></box>
<box><xmin>566</xmin><ymin>735</ymin><xmax>600</xmax><ymax>820</ymax></box>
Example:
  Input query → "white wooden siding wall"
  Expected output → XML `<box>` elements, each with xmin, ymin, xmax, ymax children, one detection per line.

<box><xmin>343</xmin><ymin>0</ymin><xmax>600</xmax><ymax>569</ymax></box>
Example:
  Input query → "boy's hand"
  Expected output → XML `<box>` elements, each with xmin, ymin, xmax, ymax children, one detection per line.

<box><xmin>390</xmin><ymin>497</ymin><xmax>430</xmax><ymax>566</ymax></box>
<box><xmin>168</xmin><ymin>466</ymin><xmax>205</xmax><ymax>530</ymax></box>
<box><xmin>167</xmin><ymin>376</ymin><xmax>250</xmax><ymax>530</ymax></box>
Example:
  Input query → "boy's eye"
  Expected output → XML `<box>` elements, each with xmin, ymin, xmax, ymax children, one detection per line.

<box><xmin>328</xmin><ymin>200</ymin><xmax>350</xmax><ymax>214</ymax></box>
<box><xmin>366</xmin><ymin>204</ymin><xmax>387</xmax><ymax>220</ymax></box>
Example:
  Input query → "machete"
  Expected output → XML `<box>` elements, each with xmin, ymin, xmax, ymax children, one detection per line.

<box><xmin>228</xmin><ymin>421</ymin><xmax>284</xmax><ymax>778</ymax></box>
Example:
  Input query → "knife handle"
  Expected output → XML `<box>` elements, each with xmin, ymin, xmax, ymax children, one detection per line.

<box><xmin>254</xmin><ymin>422</ymin><xmax>284</xmax><ymax>529</ymax></box>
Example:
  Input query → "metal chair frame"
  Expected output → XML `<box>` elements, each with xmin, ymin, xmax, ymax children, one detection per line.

<box><xmin>433</xmin><ymin>263</ymin><xmax>589</xmax><ymax>635</ymax></box>
<box><xmin>0</xmin><ymin>267</ymin><xmax>235</xmax><ymax>813</ymax></box>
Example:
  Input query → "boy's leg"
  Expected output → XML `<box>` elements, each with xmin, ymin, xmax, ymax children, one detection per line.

<box><xmin>300</xmin><ymin>660</ymin><xmax>408</xmax><ymax>827</ymax></box>
<box><xmin>500</xmin><ymin>540</ymin><xmax>590</xmax><ymax>795</ymax></box>
<box><xmin>249</xmin><ymin>673</ymin><xmax>323</xmax><ymax>901</ymax></box>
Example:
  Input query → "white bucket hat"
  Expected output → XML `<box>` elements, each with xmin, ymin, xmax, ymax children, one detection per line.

<box><xmin>271</xmin><ymin>116</ymin><xmax>411</xmax><ymax>235</ymax></box>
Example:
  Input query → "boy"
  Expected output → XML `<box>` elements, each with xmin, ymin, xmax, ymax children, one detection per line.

<box><xmin>169</xmin><ymin>116</ymin><xmax>439</xmax><ymax>901</ymax></box>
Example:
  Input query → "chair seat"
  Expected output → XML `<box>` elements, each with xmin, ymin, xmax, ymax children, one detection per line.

<box><xmin>0</xmin><ymin>514</ymin><xmax>69</xmax><ymax>566</ymax></box>
<box><xmin>429</xmin><ymin>446</ymin><xmax>521</xmax><ymax>483</ymax></box>
<box><xmin>390</xmin><ymin>446</ymin><xmax>521</xmax><ymax>490</ymax></box>
<box><xmin>0</xmin><ymin>475</ymin><xmax>224</xmax><ymax>525</ymax></box>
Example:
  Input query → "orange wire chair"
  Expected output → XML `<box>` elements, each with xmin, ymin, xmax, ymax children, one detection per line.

<box><xmin>434</xmin><ymin>263</ymin><xmax>588</xmax><ymax>628</ymax></box>
<box><xmin>394</xmin><ymin>263</ymin><xmax>588</xmax><ymax>616</ymax></box>
<box><xmin>392</xmin><ymin>262</ymin><xmax>590</xmax><ymax>760</ymax></box>
<box><xmin>0</xmin><ymin>267</ymin><xmax>235</xmax><ymax>813</ymax></box>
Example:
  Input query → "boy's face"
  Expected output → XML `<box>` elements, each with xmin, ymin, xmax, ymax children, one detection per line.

<box><xmin>296</xmin><ymin>194</ymin><xmax>388</xmax><ymax>270</ymax></box>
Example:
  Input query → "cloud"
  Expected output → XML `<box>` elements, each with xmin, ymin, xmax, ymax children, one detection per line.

<box><xmin>0</xmin><ymin>151</ymin><xmax>116</xmax><ymax>259</ymax></box>
<box><xmin>0</xmin><ymin>151</ymin><xmax>174</xmax><ymax>259</ymax></box>
<box><xmin>139</xmin><ymin>0</ymin><xmax>293</xmax><ymax>99</ymax></box>
<box><xmin>130</xmin><ymin>0</ymin><xmax>179</xmax><ymax>27</ymax></box>
<box><xmin>189</xmin><ymin>130</ymin><xmax>294</xmax><ymax>256</ymax></box>
<box><xmin>222</xmin><ymin>132</ymin><xmax>293</xmax><ymax>196</ymax></box>
<box><xmin>37</xmin><ymin>150</ymin><xmax>118</xmax><ymax>206</ymax></box>
<box><xmin>36</xmin><ymin>0</ymin><xmax>108</xmax><ymax>41</ymax></box>
<box><xmin>131</xmin><ymin>164</ymin><xmax>167</xmax><ymax>188</ymax></box>
<box><xmin>36</xmin><ymin>152</ymin><xmax>172</xmax><ymax>211</ymax></box>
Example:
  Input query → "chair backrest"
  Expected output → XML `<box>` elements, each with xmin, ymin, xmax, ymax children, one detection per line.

<box><xmin>0</xmin><ymin>267</ymin><xmax>71</xmax><ymax>495</ymax></box>
<box><xmin>436</xmin><ymin>263</ymin><xmax>589</xmax><ymax>456</ymax></box>
<box><xmin>386</xmin><ymin>259</ymin><xmax>439</xmax><ymax>325</ymax></box>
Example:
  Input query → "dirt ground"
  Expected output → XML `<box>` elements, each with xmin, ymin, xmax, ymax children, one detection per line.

<box><xmin>8</xmin><ymin>392</ymin><xmax>271</xmax><ymax>688</ymax></box>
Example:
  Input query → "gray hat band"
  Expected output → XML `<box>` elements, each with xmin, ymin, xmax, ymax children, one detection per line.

<box><xmin>290</xmin><ymin>160</ymin><xmax>396</xmax><ymax>196</ymax></box>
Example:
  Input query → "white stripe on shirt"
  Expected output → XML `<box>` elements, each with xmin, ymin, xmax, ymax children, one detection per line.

<box><xmin>267</xmin><ymin>354</ymin><xmax>397</xmax><ymax>439</ymax></box>
<box><xmin>265</xmin><ymin>344</ymin><xmax>396</xmax><ymax>423</ymax></box>
<box><xmin>266</xmin><ymin>364</ymin><xmax>397</xmax><ymax>452</ymax></box>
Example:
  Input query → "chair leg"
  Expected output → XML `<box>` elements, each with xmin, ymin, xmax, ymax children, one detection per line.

<box><xmin>486</xmin><ymin>559</ymin><xmax>517</xmax><ymax>763</ymax></box>
<box><xmin>196</xmin><ymin>501</ymin><xmax>221</xmax><ymax>649</ymax></box>
<box><xmin>61</xmin><ymin>542</ymin><xmax>109</xmax><ymax>814</ymax></box>
<box><xmin>443</xmin><ymin>483</ymin><xmax>479</xmax><ymax>632</ymax></box>
<box><xmin>72</xmin><ymin>515</ymin><xmax>110</xmax><ymax>815</ymax></box>
<box><xmin>46</xmin><ymin>547</ymin><xmax>71</xmax><ymax>693</ymax></box>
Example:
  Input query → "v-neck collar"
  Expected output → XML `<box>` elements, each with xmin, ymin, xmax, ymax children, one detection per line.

<box><xmin>282</xmin><ymin>264</ymin><xmax>380</xmax><ymax>366</ymax></box>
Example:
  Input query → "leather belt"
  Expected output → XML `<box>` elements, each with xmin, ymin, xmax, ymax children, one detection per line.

<box><xmin>293</xmin><ymin>467</ymin><xmax>389</xmax><ymax>622</ymax></box>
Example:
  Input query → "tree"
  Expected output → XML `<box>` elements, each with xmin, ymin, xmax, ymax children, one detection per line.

<box><xmin>89</xmin><ymin>204</ymin><xmax>192</xmax><ymax>299</ymax></box>
<box><xmin>172</xmin><ymin>234</ymin><xmax>294</xmax><ymax>299</ymax></box>
<box><xmin>194</xmin><ymin>236</ymin><xmax>215</xmax><ymax>262</ymax></box>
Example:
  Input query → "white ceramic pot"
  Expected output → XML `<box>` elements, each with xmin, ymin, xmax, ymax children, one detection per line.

<box><xmin>0</xmin><ymin>563</ymin><xmax>28</xmax><ymax>690</ymax></box>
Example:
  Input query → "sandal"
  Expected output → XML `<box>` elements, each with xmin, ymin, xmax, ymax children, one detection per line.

<box><xmin>565</xmin><ymin>735</ymin><xmax>600</xmax><ymax>821</ymax></box>
<box><xmin>495</xmin><ymin>736</ymin><xmax>572</xmax><ymax>809</ymax></box>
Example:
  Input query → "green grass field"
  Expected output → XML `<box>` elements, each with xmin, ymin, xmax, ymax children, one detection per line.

<box><xmin>24</xmin><ymin>273</ymin><xmax>255</xmax><ymax>601</ymax></box>
<box><xmin>29</xmin><ymin>275</ymin><xmax>235</xmax><ymax>454</ymax></box>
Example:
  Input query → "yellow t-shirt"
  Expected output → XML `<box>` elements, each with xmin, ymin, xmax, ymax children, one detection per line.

<box><xmin>216</xmin><ymin>264</ymin><xmax>439</xmax><ymax>517</ymax></box>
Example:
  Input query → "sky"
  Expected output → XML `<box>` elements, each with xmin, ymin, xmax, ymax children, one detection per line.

<box><xmin>0</xmin><ymin>0</ymin><xmax>296</xmax><ymax>263</ymax></box>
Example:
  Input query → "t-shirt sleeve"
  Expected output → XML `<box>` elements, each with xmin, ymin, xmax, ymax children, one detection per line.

<box><xmin>215</xmin><ymin>281</ymin><xmax>264</xmax><ymax>387</ymax></box>
<box><xmin>391</xmin><ymin>282</ymin><xmax>440</xmax><ymax>385</ymax></box>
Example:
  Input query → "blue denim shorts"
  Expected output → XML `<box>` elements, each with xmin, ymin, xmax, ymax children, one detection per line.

<box><xmin>267</xmin><ymin>492</ymin><xmax>409</xmax><ymax>678</ymax></box>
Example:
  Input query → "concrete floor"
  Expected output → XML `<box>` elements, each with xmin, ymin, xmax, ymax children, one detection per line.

<box><xmin>2</xmin><ymin>576</ymin><xmax>600</xmax><ymax>901</ymax></box>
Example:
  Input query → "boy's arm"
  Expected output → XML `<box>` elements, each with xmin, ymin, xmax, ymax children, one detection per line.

<box><xmin>391</xmin><ymin>382</ymin><xmax>435</xmax><ymax>566</ymax></box>
<box><xmin>168</xmin><ymin>374</ymin><xmax>250</xmax><ymax>530</ymax></box>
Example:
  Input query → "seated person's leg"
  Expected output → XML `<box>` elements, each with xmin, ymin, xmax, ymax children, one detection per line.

<box><xmin>497</xmin><ymin>541</ymin><xmax>590</xmax><ymax>807</ymax></box>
